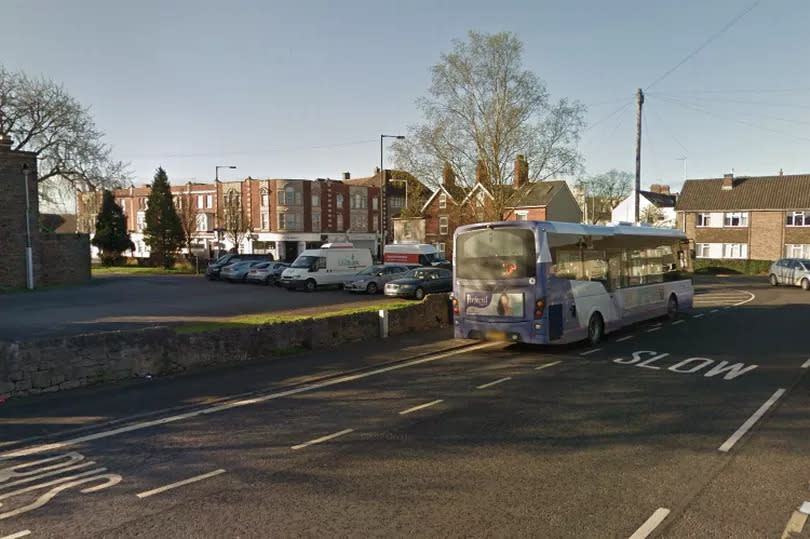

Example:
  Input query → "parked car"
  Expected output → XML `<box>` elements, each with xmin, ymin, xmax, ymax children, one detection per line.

<box><xmin>206</xmin><ymin>254</ymin><xmax>272</xmax><ymax>280</ymax></box>
<box><xmin>280</xmin><ymin>243</ymin><xmax>373</xmax><ymax>291</ymax></box>
<box><xmin>769</xmin><ymin>258</ymin><xmax>810</xmax><ymax>289</ymax></box>
<box><xmin>246</xmin><ymin>262</ymin><xmax>290</xmax><ymax>285</ymax></box>
<box><xmin>221</xmin><ymin>261</ymin><xmax>264</xmax><ymax>282</ymax></box>
<box><xmin>384</xmin><ymin>267</ymin><xmax>452</xmax><ymax>300</ymax></box>
<box><xmin>344</xmin><ymin>264</ymin><xmax>410</xmax><ymax>294</ymax></box>
<box><xmin>383</xmin><ymin>243</ymin><xmax>451</xmax><ymax>269</ymax></box>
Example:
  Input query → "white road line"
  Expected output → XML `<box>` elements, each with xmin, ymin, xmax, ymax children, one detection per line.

<box><xmin>579</xmin><ymin>348</ymin><xmax>602</xmax><ymax>356</ymax></box>
<box><xmin>693</xmin><ymin>313</ymin><xmax>705</xmax><ymax>318</ymax></box>
<box><xmin>399</xmin><ymin>399</ymin><xmax>444</xmax><ymax>415</ymax></box>
<box><xmin>136</xmin><ymin>469</ymin><xmax>226</xmax><ymax>499</ymax></box>
<box><xmin>646</xmin><ymin>327</ymin><xmax>661</xmax><ymax>333</ymax></box>
<box><xmin>800</xmin><ymin>502</ymin><xmax>810</xmax><ymax>515</ymax></box>
<box><xmin>616</xmin><ymin>335</ymin><xmax>634</xmax><ymax>342</ymax></box>
<box><xmin>1</xmin><ymin>531</ymin><xmax>32</xmax><ymax>539</ymax></box>
<box><xmin>672</xmin><ymin>320</ymin><xmax>685</xmax><ymax>325</ymax></box>
<box><xmin>291</xmin><ymin>428</ymin><xmax>355</xmax><ymax>450</ymax></box>
<box><xmin>476</xmin><ymin>377</ymin><xmax>512</xmax><ymax>390</ymax></box>
<box><xmin>710</xmin><ymin>309</ymin><xmax>719</xmax><ymax>313</ymax></box>
<box><xmin>535</xmin><ymin>361</ymin><xmax>562</xmax><ymax>370</ymax></box>
<box><xmin>802</xmin><ymin>359</ymin><xmax>810</xmax><ymax>369</ymax></box>
<box><xmin>733</xmin><ymin>290</ymin><xmax>756</xmax><ymax>306</ymax></box>
<box><xmin>629</xmin><ymin>507</ymin><xmax>670</xmax><ymax>539</ymax></box>
<box><xmin>1</xmin><ymin>342</ymin><xmax>500</xmax><ymax>461</ymax></box>
<box><xmin>718</xmin><ymin>388</ymin><xmax>785</xmax><ymax>453</ymax></box>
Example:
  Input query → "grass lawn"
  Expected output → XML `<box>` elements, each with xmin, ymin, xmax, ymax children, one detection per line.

<box><xmin>91</xmin><ymin>265</ymin><xmax>198</xmax><ymax>276</ymax></box>
<box><xmin>175</xmin><ymin>300</ymin><xmax>410</xmax><ymax>334</ymax></box>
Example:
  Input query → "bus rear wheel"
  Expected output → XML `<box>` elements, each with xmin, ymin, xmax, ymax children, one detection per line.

<box><xmin>667</xmin><ymin>294</ymin><xmax>679</xmax><ymax>320</ymax></box>
<box><xmin>587</xmin><ymin>313</ymin><xmax>604</xmax><ymax>346</ymax></box>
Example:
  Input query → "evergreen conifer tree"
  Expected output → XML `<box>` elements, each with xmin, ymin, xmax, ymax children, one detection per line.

<box><xmin>91</xmin><ymin>190</ymin><xmax>134</xmax><ymax>266</ymax></box>
<box><xmin>143</xmin><ymin>167</ymin><xmax>184</xmax><ymax>268</ymax></box>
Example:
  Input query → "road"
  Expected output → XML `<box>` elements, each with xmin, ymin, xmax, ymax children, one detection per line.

<box><xmin>0</xmin><ymin>276</ymin><xmax>809</xmax><ymax>538</ymax></box>
<box><xmin>0</xmin><ymin>274</ymin><xmax>397</xmax><ymax>341</ymax></box>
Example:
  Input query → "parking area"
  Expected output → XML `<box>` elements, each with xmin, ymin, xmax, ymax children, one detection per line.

<box><xmin>0</xmin><ymin>274</ymin><xmax>401</xmax><ymax>341</ymax></box>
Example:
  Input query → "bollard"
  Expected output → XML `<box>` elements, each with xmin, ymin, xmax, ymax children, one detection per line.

<box><xmin>379</xmin><ymin>309</ymin><xmax>389</xmax><ymax>338</ymax></box>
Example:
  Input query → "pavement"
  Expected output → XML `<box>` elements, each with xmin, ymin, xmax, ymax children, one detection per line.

<box><xmin>0</xmin><ymin>274</ymin><xmax>400</xmax><ymax>341</ymax></box>
<box><xmin>1</xmin><ymin>275</ymin><xmax>809</xmax><ymax>538</ymax></box>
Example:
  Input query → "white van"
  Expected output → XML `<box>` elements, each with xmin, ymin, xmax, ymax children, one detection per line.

<box><xmin>280</xmin><ymin>243</ymin><xmax>373</xmax><ymax>291</ymax></box>
<box><xmin>383</xmin><ymin>243</ymin><xmax>450</xmax><ymax>268</ymax></box>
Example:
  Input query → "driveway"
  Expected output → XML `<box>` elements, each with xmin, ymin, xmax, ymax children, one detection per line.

<box><xmin>0</xmin><ymin>274</ymin><xmax>394</xmax><ymax>341</ymax></box>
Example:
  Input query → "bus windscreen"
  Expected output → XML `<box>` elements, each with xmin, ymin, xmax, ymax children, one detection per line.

<box><xmin>456</xmin><ymin>228</ymin><xmax>536</xmax><ymax>280</ymax></box>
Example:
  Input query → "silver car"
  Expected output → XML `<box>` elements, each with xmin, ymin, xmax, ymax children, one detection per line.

<box><xmin>344</xmin><ymin>264</ymin><xmax>410</xmax><ymax>294</ymax></box>
<box><xmin>769</xmin><ymin>258</ymin><xmax>810</xmax><ymax>290</ymax></box>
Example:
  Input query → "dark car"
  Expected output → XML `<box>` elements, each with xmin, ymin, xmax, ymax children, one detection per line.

<box><xmin>384</xmin><ymin>267</ymin><xmax>452</xmax><ymax>300</ymax></box>
<box><xmin>206</xmin><ymin>253</ymin><xmax>272</xmax><ymax>280</ymax></box>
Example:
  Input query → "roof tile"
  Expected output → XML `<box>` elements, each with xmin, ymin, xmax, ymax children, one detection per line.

<box><xmin>676</xmin><ymin>174</ymin><xmax>810</xmax><ymax>211</ymax></box>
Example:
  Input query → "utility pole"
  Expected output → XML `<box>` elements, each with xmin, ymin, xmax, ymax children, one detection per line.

<box><xmin>634</xmin><ymin>88</ymin><xmax>644</xmax><ymax>224</ymax></box>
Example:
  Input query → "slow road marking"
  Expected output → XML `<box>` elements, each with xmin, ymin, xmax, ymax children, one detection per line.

<box><xmin>292</xmin><ymin>428</ymin><xmax>354</xmax><ymax>450</ymax></box>
<box><xmin>719</xmin><ymin>388</ymin><xmax>785</xmax><ymax>452</ymax></box>
<box><xmin>399</xmin><ymin>399</ymin><xmax>443</xmax><ymax>415</ymax></box>
<box><xmin>136</xmin><ymin>469</ymin><xmax>225</xmax><ymax>499</ymax></box>
<box><xmin>535</xmin><ymin>361</ymin><xmax>561</xmax><ymax>371</ymax></box>
<box><xmin>1</xmin><ymin>342</ymin><xmax>501</xmax><ymax>461</ymax></box>
<box><xmin>629</xmin><ymin>507</ymin><xmax>670</xmax><ymax>539</ymax></box>
<box><xmin>476</xmin><ymin>377</ymin><xmax>511</xmax><ymax>390</ymax></box>
<box><xmin>1</xmin><ymin>531</ymin><xmax>31</xmax><ymax>539</ymax></box>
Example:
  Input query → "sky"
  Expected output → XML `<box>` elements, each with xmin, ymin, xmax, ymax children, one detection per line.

<box><xmin>3</xmin><ymin>0</ymin><xmax>809</xmax><ymax>205</ymax></box>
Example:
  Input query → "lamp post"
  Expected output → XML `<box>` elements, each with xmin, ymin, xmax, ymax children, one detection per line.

<box><xmin>379</xmin><ymin>134</ymin><xmax>404</xmax><ymax>258</ymax></box>
<box><xmin>22</xmin><ymin>163</ymin><xmax>34</xmax><ymax>289</ymax></box>
<box><xmin>215</xmin><ymin>165</ymin><xmax>236</xmax><ymax>182</ymax></box>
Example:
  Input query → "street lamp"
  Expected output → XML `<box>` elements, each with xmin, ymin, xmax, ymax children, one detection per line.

<box><xmin>215</xmin><ymin>165</ymin><xmax>237</xmax><ymax>181</ymax></box>
<box><xmin>379</xmin><ymin>134</ymin><xmax>404</xmax><ymax>258</ymax></box>
<box><xmin>21</xmin><ymin>163</ymin><xmax>34</xmax><ymax>289</ymax></box>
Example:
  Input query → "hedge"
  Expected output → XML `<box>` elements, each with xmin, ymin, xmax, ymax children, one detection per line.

<box><xmin>693</xmin><ymin>259</ymin><xmax>773</xmax><ymax>275</ymax></box>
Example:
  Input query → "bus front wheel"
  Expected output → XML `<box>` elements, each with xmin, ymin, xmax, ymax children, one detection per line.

<box><xmin>587</xmin><ymin>313</ymin><xmax>604</xmax><ymax>346</ymax></box>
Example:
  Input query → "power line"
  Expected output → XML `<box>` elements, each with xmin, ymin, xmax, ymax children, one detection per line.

<box><xmin>645</xmin><ymin>1</ymin><xmax>762</xmax><ymax>90</ymax></box>
<box><xmin>649</xmin><ymin>87</ymin><xmax>810</xmax><ymax>96</ymax></box>
<box><xmin>653</xmin><ymin>94</ymin><xmax>810</xmax><ymax>127</ymax></box>
<box><xmin>649</xmin><ymin>92</ymin><xmax>810</xmax><ymax>110</ymax></box>
<box><xmin>646</xmin><ymin>102</ymin><xmax>690</xmax><ymax>154</ymax></box>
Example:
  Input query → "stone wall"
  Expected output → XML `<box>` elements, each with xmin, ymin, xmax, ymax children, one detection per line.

<box><xmin>39</xmin><ymin>233</ymin><xmax>92</xmax><ymax>286</ymax></box>
<box><xmin>0</xmin><ymin>293</ymin><xmax>452</xmax><ymax>399</ymax></box>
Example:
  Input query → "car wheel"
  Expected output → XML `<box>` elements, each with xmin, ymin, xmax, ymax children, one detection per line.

<box><xmin>305</xmin><ymin>279</ymin><xmax>316</xmax><ymax>292</ymax></box>
<box><xmin>803</xmin><ymin>278</ymin><xmax>810</xmax><ymax>291</ymax></box>
<box><xmin>414</xmin><ymin>287</ymin><xmax>425</xmax><ymax>301</ymax></box>
<box><xmin>587</xmin><ymin>313</ymin><xmax>604</xmax><ymax>346</ymax></box>
<box><xmin>366</xmin><ymin>282</ymin><xmax>378</xmax><ymax>294</ymax></box>
<box><xmin>769</xmin><ymin>274</ymin><xmax>778</xmax><ymax>286</ymax></box>
<box><xmin>666</xmin><ymin>294</ymin><xmax>678</xmax><ymax>320</ymax></box>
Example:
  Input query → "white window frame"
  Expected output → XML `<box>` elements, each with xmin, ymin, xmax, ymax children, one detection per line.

<box><xmin>439</xmin><ymin>216</ymin><xmax>449</xmax><ymax>235</ymax></box>
<box><xmin>438</xmin><ymin>242</ymin><xmax>446</xmax><ymax>255</ymax></box>
<box><xmin>136</xmin><ymin>210</ymin><xmax>146</xmax><ymax>232</ymax></box>
<box><xmin>515</xmin><ymin>210</ymin><xmax>529</xmax><ymax>221</ymax></box>
<box><xmin>206</xmin><ymin>195</ymin><xmax>213</xmax><ymax>209</ymax></box>
<box><xmin>197</xmin><ymin>195</ymin><xmax>204</xmax><ymax>209</ymax></box>
<box><xmin>786</xmin><ymin>211</ymin><xmax>810</xmax><ymax>227</ymax></box>
<box><xmin>196</xmin><ymin>213</ymin><xmax>209</xmax><ymax>232</ymax></box>
<box><xmin>312</xmin><ymin>194</ymin><xmax>320</xmax><ymax>207</ymax></box>
<box><xmin>723</xmin><ymin>212</ymin><xmax>748</xmax><ymax>227</ymax></box>
<box><xmin>336</xmin><ymin>194</ymin><xmax>344</xmax><ymax>209</ymax></box>
<box><xmin>336</xmin><ymin>213</ymin><xmax>344</xmax><ymax>230</ymax></box>
<box><xmin>696</xmin><ymin>213</ymin><xmax>711</xmax><ymax>227</ymax></box>
<box><xmin>312</xmin><ymin>212</ymin><xmax>321</xmax><ymax>231</ymax></box>
<box><xmin>786</xmin><ymin>244</ymin><xmax>810</xmax><ymax>258</ymax></box>
<box><xmin>696</xmin><ymin>243</ymin><xmax>710</xmax><ymax>258</ymax></box>
<box><xmin>721</xmin><ymin>243</ymin><xmax>746</xmax><ymax>259</ymax></box>
<box><xmin>261</xmin><ymin>192</ymin><xmax>269</xmax><ymax>207</ymax></box>
<box><xmin>439</xmin><ymin>193</ymin><xmax>447</xmax><ymax>209</ymax></box>
<box><xmin>261</xmin><ymin>213</ymin><xmax>269</xmax><ymax>230</ymax></box>
<box><xmin>372</xmin><ymin>197</ymin><xmax>378</xmax><ymax>210</ymax></box>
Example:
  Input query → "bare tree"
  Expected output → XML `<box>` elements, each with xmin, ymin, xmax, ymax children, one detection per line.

<box><xmin>641</xmin><ymin>204</ymin><xmax>665</xmax><ymax>226</ymax></box>
<box><xmin>391</xmin><ymin>31</ymin><xmax>585</xmax><ymax>220</ymax></box>
<box><xmin>576</xmin><ymin>169</ymin><xmax>633</xmax><ymax>224</ymax></box>
<box><xmin>221</xmin><ymin>190</ymin><xmax>247</xmax><ymax>252</ymax></box>
<box><xmin>0</xmin><ymin>65</ymin><xmax>129</xmax><ymax>204</ymax></box>
<box><xmin>178</xmin><ymin>191</ymin><xmax>198</xmax><ymax>257</ymax></box>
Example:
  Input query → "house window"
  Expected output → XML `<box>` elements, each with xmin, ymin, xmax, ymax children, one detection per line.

<box><xmin>196</xmin><ymin>213</ymin><xmax>210</xmax><ymax>232</ymax></box>
<box><xmin>722</xmin><ymin>243</ymin><xmax>747</xmax><ymax>259</ymax></box>
<box><xmin>515</xmin><ymin>211</ymin><xmax>528</xmax><ymax>221</ymax></box>
<box><xmin>261</xmin><ymin>191</ymin><xmax>269</xmax><ymax>207</ymax></box>
<box><xmin>439</xmin><ymin>193</ymin><xmax>447</xmax><ymax>209</ymax></box>
<box><xmin>786</xmin><ymin>211</ymin><xmax>810</xmax><ymax>227</ymax></box>
<box><xmin>336</xmin><ymin>213</ymin><xmax>344</xmax><ymax>230</ymax></box>
<box><xmin>372</xmin><ymin>197</ymin><xmax>378</xmax><ymax>210</ymax></box>
<box><xmin>206</xmin><ymin>195</ymin><xmax>213</xmax><ymax>209</ymax></box>
<box><xmin>261</xmin><ymin>213</ymin><xmax>269</xmax><ymax>230</ymax></box>
<box><xmin>372</xmin><ymin>217</ymin><xmax>378</xmax><ymax>232</ymax></box>
<box><xmin>278</xmin><ymin>213</ymin><xmax>298</xmax><ymax>230</ymax></box>
<box><xmin>723</xmin><ymin>212</ymin><xmax>748</xmax><ymax>227</ymax></box>
<box><xmin>336</xmin><ymin>194</ymin><xmax>344</xmax><ymax>209</ymax></box>
<box><xmin>696</xmin><ymin>213</ymin><xmax>711</xmax><ymax>227</ymax></box>
<box><xmin>438</xmin><ymin>242</ymin><xmax>446</xmax><ymax>255</ymax></box>
<box><xmin>696</xmin><ymin>243</ymin><xmax>711</xmax><ymax>258</ymax></box>
<box><xmin>119</xmin><ymin>199</ymin><xmax>126</xmax><ymax>215</ymax></box>
<box><xmin>312</xmin><ymin>194</ymin><xmax>320</xmax><ymax>207</ymax></box>
<box><xmin>136</xmin><ymin>211</ymin><xmax>146</xmax><ymax>232</ymax></box>
<box><xmin>390</xmin><ymin>197</ymin><xmax>404</xmax><ymax>209</ymax></box>
<box><xmin>312</xmin><ymin>213</ymin><xmax>321</xmax><ymax>231</ymax></box>
<box><xmin>439</xmin><ymin>216</ymin><xmax>449</xmax><ymax>235</ymax></box>
<box><xmin>196</xmin><ymin>195</ymin><xmax>203</xmax><ymax>209</ymax></box>
<box><xmin>785</xmin><ymin>244</ymin><xmax>810</xmax><ymax>258</ymax></box>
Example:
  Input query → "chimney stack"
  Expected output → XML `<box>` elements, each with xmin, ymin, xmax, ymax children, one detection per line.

<box><xmin>342</xmin><ymin>172</ymin><xmax>350</xmax><ymax>180</ymax></box>
<box><xmin>660</xmin><ymin>185</ymin><xmax>670</xmax><ymax>195</ymax></box>
<box><xmin>650</xmin><ymin>183</ymin><xmax>661</xmax><ymax>194</ymax></box>
<box><xmin>442</xmin><ymin>162</ymin><xmax>455</xmax><ymax>187</ymax></box>
<box><xmin>514</xmin><ymin>154</ymin><xmax>529</xmax><ymax>188</ymax></box>
<box><xmin>475</xmin><ymin>159</ymin><xmax>489</xmax><ymax>185</ymax></box>
<box><xmin>722</xmin><ymin>173</ymin><xmax>734</xmax><ymax>191</ymax></box>
<box><xmin>779</xmin><ymin>168</ymin><xmax>784</xmax><ymax>176</ymax></box>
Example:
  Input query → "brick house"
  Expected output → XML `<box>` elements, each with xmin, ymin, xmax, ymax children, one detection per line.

<box><xmin>675</xmin><ymin>172</ymin><xmax>810</xmax><ymax>261</ymax></box>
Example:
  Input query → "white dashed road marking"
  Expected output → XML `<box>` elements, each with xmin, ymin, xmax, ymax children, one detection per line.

<box><xmin>579</xmin><ymin>348</ymin><xmax>602</xmax><ymax>356</ymax></box>
<box><xmin>646</xmin><ymin>327</ymin><xmax>661</xmax><ymax>333</ymax></box>
<box><xmin>136</xmin><ymin>469</ymin><xmax>226</xmax><ymax>499</ymax></box>
<box><xmin>291</xmin><ymin>429</ymin><xmax>355</xmax><ymax>450</ymax></box>
<box><xmin>476</xmin><ymin>377</ymin><xmax>512</xmax><ymax>390</ymax></box>
<box><xmin>616</xmin><ymin>335</ymin><xmax>634</xmax><ymax>342</ymax></box>
<box><xmin>672</xmin><ymin>320</ymin><xmax>685</xmax><ymax>325</ymax></box>
<box><xmin>0</xmin><ymin>531</ymin><xmax>32</xmax><ymax>539</ymax></box>
<box><xmin>629</xmin><ymin>507</ymin><xmax>670</xmax><ymax>539</ymax></box>
<box><xmin>693</xmin><ymin>314</ymin><xmax>704</xmax><ymax>318</ymax></box>
<box><xmin>718</xmin><ymin>388</ymin><xmax>785</xmax><ymax>452</ymax></box>
<box><xmin>802</xmin><ymin>359</ymin><xmax>810</xmax><ymax>369</ymax></box>
<box><xmin>535</xmin><ymin>361</ymin><xmax>561</xmax><ymax>371</ymax></box>
<box><xmin>399</xmin><ymin>400</ymin><xmax>443</xmax><ymax>415</ymax></box>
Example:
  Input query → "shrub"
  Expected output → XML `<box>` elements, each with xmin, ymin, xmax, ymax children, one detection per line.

<box><xmin>693</xmin><ymin>259</ymin><xmax>773</xmax><ymax>275</ymax></box>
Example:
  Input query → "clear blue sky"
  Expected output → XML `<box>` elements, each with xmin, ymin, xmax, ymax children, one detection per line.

<box><xmin>3</xmin><ymin>0</ymin><xmax>809</xmax><ymax>194</ymax></box>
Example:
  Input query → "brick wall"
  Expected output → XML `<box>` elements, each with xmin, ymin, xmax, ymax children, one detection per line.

<box><xmin>694</xmin><ymin>227</ymin><xmax>749</xmax><ymax>243</ymax></box>
<box><xmin>0</xmin><ymin>144</ymin><xmax>40</xmax><ymax>290</ymax></box>
<box><xmin>750</xmin><ymin>211</ymin><xmax>784</xmax><ymax>260</ymax></box>
<box><xmin>39</xmin><ymin>233</ymin><xmax>91</xmax><ymax>286</ymax></box>
<box><xmin>504</xmin><ymin>207</ymin><xmax>547</xmax><ymax>221</ymax></box>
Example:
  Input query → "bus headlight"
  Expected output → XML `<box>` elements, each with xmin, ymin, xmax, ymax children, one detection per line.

<box><xmin>529</xmin><ymin>277</ymin><xmax>535</xmax><ymax>285</ymax></box>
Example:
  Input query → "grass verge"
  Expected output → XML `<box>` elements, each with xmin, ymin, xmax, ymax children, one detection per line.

<box><xmin>91</xmin><ymin>265</ymin><xmax>197</xmax><ymax>276</ymax></box>
<box><xmin>175</xmin><ymin>300</ymin><xmax>411</xmax><ymax>335</ymax></box>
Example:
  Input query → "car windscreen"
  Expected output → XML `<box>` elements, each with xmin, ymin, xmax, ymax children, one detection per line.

<box><xmin>800</xmin><ymin>260</ymin><xmax>810</xmax><ymax>270</ymax></box>
<box><xmin>291</xmin><ymin>256</ymin><xmax>319</xmax><ymax>269</ymax></box>
<box><xmin>456</xmin><ymin>227</ymin><xmax>537</xmax><ymax>280</ymax></box>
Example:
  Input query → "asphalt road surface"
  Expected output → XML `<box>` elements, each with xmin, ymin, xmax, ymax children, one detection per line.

<box><xmin>1</xmin><ymin>276</ymin><xmax>809</xmax><ymax>538</ymax></box>
<box><xmin>0</xmin><ymin>274</ymin><xmax>396</xmax><ymax>341</ymax></box>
